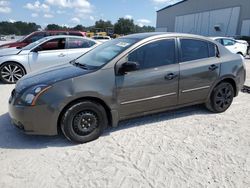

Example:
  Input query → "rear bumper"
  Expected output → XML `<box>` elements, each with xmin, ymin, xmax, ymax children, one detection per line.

<box><xmin>8</xmin><ymin>101</ymin><xmax>58</xmax><ymax>136</ymax></box>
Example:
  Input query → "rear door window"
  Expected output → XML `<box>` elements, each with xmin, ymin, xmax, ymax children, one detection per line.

<box><xmin>208</xmin><ymin>42</ymin><xmax>217</xmax><ymax>57</ymax></box>
<box><xmin>180</xmin><ymin>39</ymin><xmax>209</xmax><ymax>62</ymax></box>
<box><xmin>67</xmin><ymin>38</ymin><xmax>96</xmax><ymax>49</ymax></box>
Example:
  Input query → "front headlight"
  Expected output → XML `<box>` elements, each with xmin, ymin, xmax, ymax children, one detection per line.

<box><xmin>17</xmin><ymin>85</ymin><xmax>52</xmax><ymax>106</ymax></box>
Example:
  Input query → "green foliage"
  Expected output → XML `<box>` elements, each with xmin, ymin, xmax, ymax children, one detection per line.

<box><xmin>114</xmin><ymin>18</ymin><xmax>135</xmax><ymax>35</ymax></box>
<box><xmin>0</xmin><ymin>21</ymin><xmax>41</xmax><ymax>35</ymax></box>
<box><xmin>95</xmin><ymin>19</ymin><xmax>113</xmax><ymax>30</ymax></box>
<box><xmin>0</xmin><ymin>19</ymin><xmax>155</xmax><ymax>36</ymax></box>
<box><xmin>45</xmin><ymin>24</ymin><xmax>68</xmax><ymax>30</ymax></box>
<box><xmin>114</xmin><ymin>18</ymin><xmax>155</xmax><ymax>35</ymax></box>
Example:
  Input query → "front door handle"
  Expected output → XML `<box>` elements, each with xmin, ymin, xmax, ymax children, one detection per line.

<box><xmin>165</xmin><ymin>73</ymin><xmax>177</xmax><ymax>80</ymax></box>
<box><xmin>58</xmin><ymin>53</ymin><xmax>66</xmax><ymax>57</ymax></box>
<box><xmin>209</xmin><ymin>64</ymin><xmax>218</xmax><ymax>71</ymax></box>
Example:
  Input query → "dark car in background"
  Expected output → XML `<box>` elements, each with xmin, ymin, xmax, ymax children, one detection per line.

<box><xmin>9</xmin><ymin>33</ymin><xmax>246</xmax><ymax>143</ymax></box>
<box><xmin>0</xmin><ymin>30</ymin><xmax>86</xmax><ymax>49</ymax></box>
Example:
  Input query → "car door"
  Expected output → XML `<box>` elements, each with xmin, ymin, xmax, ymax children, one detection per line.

<box><xmin>178</xmin><ymin>38</ymin><xmax>220</xmax><ymax>104</ymax></box>
<box><xmin>65</xmin><ymin>37</ymin><xmax>97</xmax><ymax>62</ymax></box>
<box><xmin>28</xmin><ymin>37</ymin><xmax>68</xmax><ymax>71</ymax></box>
<box><xmin>116</xmin><ymin>38</ymin><xmax>179</xmax><ymax>118</ymax></box>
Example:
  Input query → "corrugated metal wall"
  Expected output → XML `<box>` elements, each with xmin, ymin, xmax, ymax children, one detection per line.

<box><xmin>241</xmin><ymin>20</ymin><xmax>250</xmax><ymax>36</ymax></box>
<box><xmin>175</xmin><ymin>7</ymin><xmax>240</xmax><ymax>36</ymax></box>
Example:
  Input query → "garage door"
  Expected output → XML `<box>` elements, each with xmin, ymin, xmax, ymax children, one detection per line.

<box><xmin>175</xmin><ymin>7</ymin><xmax>240</xmax><ymax>36</ymax></box>
<box><xmin>241</xmin><ymin>20</ymin><xmax>250</xmax><ymax>36</ymax></box>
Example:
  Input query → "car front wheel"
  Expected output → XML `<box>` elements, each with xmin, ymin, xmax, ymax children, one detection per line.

<box><xmin>206</xmin><ymin>82</ymin><xmax>234</xmax><ymax>113</ymax></box>
<box><xmin>60</xmin><ymin>101</ymin><xmax>108</xmax><ymax>143</ymax></box>
<box><xmin>0</xmin><ymin>62</ymin><xmax>25</xmax><ymax>84</ymax></box>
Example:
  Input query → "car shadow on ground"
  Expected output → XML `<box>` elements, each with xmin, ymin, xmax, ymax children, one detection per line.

<box><xmin>0</xmin><ymin>105</ymin><xmax>212</xmax><ymax>149</ymax></box>
<box><xmin>104</xmin><ymin>105</ymin><xmax>211</xmax><ymax>136</ymax></box>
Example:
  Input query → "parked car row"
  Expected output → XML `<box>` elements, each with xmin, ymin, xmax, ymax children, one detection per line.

<box><xmin>0</xmin><ymin>30</ymin><xmax>86</xmax><ymax>49</ymax></box>
<box><xmin>6</xmin><ymin>32</ymin><xmax>246</xmax><ymax>143</ymax></box>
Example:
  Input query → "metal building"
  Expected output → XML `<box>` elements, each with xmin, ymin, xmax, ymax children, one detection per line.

<box><xmin>156</xmin><ymin>0</ymin><xmax>250</xmax><ymax>36</ymax></box>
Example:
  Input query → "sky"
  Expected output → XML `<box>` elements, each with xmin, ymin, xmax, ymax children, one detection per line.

<box><xmin>0</xmin><ymin>0</ymin><xmax>180</xmax><ymax>28</ymax></box>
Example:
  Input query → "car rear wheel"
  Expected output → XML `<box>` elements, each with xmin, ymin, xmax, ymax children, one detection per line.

<box><xmin>206</xmin><ymin>82</ymin><xmax>234</xmax><ymax>113</ymax></box>
<box><xmin>0</xmin><ymin>62</ymin><xmax>25</xmax><ymax>84</ymax></box>
<box><xmin>60</xmin><ymin>101</ymin><xmax>108</xmax><ymax>143</ymax></box>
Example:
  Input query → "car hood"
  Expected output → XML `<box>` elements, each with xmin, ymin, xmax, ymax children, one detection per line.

<box><xmin>15</xmin><ymin>63</ymin><xmax>94</xmax><ymax>93</ymax></box>
<box><xmin>0</xmin><ymin>47</ymin><xmax>22</xmax><ymax>56</ymax></box>
<box><xmin>0</xmin><ymin>41</ymin><xmax>19</xmax><ymax>47</ymax></box>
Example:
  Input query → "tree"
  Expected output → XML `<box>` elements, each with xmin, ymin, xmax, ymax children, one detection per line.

<box><xmin>94</xmin><ymin>19</ymin><xmax>113</xmax><ymax>31</ymax></box>
<box><xmin>72</xmin><ymin>24</ymin><xmax>86</xmax><ymax>31</ymax></box>
<box><xmin>0</xmin><ymin>21</ymin><xmax>41</xmax><ymax>35</ymax></box>
<box><xmin>134</xmin><ymin>25</ymin><xmax>155</xmax><ymax>33</ymax></box>
<box><xmin>45</xmin><ymin>24</ymin><xmax>67</xmax><ymax>30</ymax></box>
<box><xmin>114</xmin><ymin>18</ymin><xmax>135</xmax><ymax>35</ymax></box>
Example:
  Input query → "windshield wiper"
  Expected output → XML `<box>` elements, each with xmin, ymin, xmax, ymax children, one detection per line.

<box><xmin>70</xmin><ymin>60</ymin><xmax>89</xmax><ymax>70</ymax></box>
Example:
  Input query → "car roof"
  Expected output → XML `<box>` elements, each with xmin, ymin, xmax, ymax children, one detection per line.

<box><xmin>34</xmin><ymin>30</ymin><xmax>85</xmax><ymax>33</ymax></box>
<box><xmin>42</xmin><ymin>35</ymin><xmax>95</xmax><ymax>41</ymax></box>
<box><xmin>122</xmin><ymin>32</ymin><xmax>215</xmax><ymax>42</ymax></box>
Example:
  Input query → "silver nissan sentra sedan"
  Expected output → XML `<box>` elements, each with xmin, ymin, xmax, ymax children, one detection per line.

<box><xmin>0</xmin><ymin>35</ymin><xmax>100</xmax><ymax>84</ymax></box>
<box><xmin>9</xmin><ymin>32</ymin><xmax>246</xmax><ymax>143</ymax></box>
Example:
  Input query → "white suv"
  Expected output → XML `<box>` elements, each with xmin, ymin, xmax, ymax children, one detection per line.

<box><xmin>211</xmin><ymin>37</ymin><xmax>248</xmax><ymax>57</ymax></box>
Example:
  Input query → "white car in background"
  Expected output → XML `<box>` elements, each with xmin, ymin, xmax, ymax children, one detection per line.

<box><xmin>0</xmin><ymin>35</ymin><xmax>100</xmax><ymax>84</ymax></box>
<box><xmin>211</xmin><ymin>37</ymin><xmax>248</xmax><ymax>57</ymax></box>
<box><xmin>92</xmin><ymin>35</ymin><xmax>111</xmax><ymax>43</ymax></box>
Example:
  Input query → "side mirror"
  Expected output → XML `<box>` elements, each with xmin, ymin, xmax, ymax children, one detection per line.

<box><xmin>118</xmin><ymin>61</ymin><xmax>140</xmax><ymax>75</ymax></box>
<box><xmin>32</xmin><ymin>46</ymin><xmax>42</xmax><ymax>53</ymax></box>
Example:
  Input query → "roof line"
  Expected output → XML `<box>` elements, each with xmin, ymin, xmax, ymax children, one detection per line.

<box><xmin>156</xmin><ymin>0</ymin><xmax>188</xmax><ymax>12</ymax></box>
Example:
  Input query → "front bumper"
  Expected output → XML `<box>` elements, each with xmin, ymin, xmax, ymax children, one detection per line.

<box><xmin>8</xmin><ymin>96</ymin><xmax>59</xmax><ymax>136</ymax></box>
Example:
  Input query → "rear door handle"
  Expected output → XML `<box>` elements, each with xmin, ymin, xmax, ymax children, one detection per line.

<box><xmin>209</xmin><ymin>64</ymin><xmax>218</xmax><ymax>71</ymax></box>
<box><xmin>58</xmin><ymin>53</ymin><xmax>66</xmax><ymax>57</ymax></box>
<box><xmin>165</xmin><ymin>73</ymin><xmax>177</xmax><ymax>80</ymax></box>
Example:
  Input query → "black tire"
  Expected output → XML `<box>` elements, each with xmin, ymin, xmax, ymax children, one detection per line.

<box><xmin>0</xmin><ymin>62</ymin><xmax>25</xmax><ymax>84</ymax></box>
<box><xmin>206</xmin><ymin>82</ymin><xmax>234</xmax><ymax>113</ymax></box>
<box><xmin>60</xmin><ymin>101</ymin><xmax>108</xmax><ymax>143</ymax></box>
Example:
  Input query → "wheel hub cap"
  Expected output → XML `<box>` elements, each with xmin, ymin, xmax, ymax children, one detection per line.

<box><xmin>73</xmin><ymin>111</ymin><xmax>98</xmax><ymax>136</ymax></box>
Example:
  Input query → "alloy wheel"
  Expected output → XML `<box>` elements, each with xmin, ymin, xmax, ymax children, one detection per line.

<box><xmin>0</xmin><ymin>64</ymin><xmax>25</xmax><ymax>83</ymax></box>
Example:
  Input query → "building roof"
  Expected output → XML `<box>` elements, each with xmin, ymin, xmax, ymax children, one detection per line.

<box><xmin>157</xmin><ymin>0</ymin><xmax>188</xmax><ymax>12</ymax></box>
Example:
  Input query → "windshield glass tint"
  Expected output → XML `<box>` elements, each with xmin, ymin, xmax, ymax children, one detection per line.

<box><xmin>75</xmin><ymin>38</ymin><xmax>138</xmax><ymax>67</ymax></box>
<box><xmin>22</xmin><ymin>37</ymin><xmax>48</xmax><ymax>50</ymax></box>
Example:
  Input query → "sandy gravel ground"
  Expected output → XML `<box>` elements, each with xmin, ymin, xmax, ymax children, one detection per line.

<box><xmin>0</xmin><ymin>60</ymin><xmax>249</xmax><ymax>188</ymax></box>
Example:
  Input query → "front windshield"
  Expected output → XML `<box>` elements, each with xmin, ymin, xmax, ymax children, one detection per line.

<box><xmin>22</xmin><ymin>37</ymin><xmax>48</xmax><ymax>50</ymax></box>
<box><xmin>74</xmin><ymin>38</ymin><xmax>138</xmax><ymax>67</ymax></box>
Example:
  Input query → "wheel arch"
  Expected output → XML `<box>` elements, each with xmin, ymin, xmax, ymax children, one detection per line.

<box><xmin>57</xmin><ymin>97</ymin><xmax>113</xmax><ymax>134</ymax></box>
<box><xmin>209</xmin><ymin>77</ymin><xmax>237</xmax><ymax>99</ymax></box>
<box><xmin>0</xmin><ymin>61</ymin><xmax>27</xmax><ymax>74</ymax></box>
